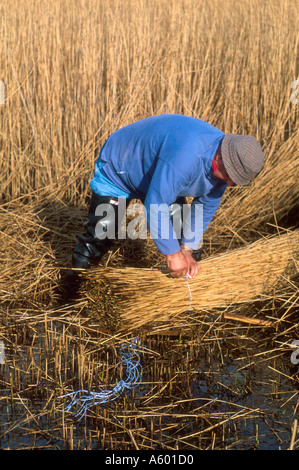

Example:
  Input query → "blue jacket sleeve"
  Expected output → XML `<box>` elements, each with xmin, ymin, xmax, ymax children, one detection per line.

<box><xmin>143</xmin><ymin>158</ymin><xmax>227</xmax><ymax>255</ymax></box>
<box><xmin>180</xmin><ymin>183</ymin><xmax>227</xmax><ymax>250</ymax></box>
<box><xmin>143</xmin><ymin>159</ymin><xmax>191</xmax><ymax>255</ymax></box>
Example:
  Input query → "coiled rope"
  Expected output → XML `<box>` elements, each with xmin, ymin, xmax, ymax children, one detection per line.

<box><xmin>60</xmin><ymin>275</ymin><xmax>192</xmax><ymax>419</ymax></box>
<box><xmin>59</xmin><ymin>338</ymin><xmax>143</xmax><ymax>420</ymax></box>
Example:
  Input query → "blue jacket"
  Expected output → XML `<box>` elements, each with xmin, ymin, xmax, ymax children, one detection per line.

<box><xmin>90</xmin><ymin>114</ymin><xmax>227</xmax><ymax>255</ymax></box>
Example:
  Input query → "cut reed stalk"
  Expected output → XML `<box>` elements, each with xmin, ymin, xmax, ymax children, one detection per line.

<box><xmin>83</xmin><ymin>230</ymin><xmax>298</xmax><ymax>330</ymax></box>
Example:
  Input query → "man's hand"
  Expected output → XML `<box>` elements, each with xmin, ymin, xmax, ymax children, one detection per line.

<box><xmin>166</xmin><ymin>246</ymin><xmax>200</xmax><ymax>279</ymax></box>
<box><xmin>181</xmin><ymin>245</ymin><xmax>200</xmax><ymax>279</ymax></box>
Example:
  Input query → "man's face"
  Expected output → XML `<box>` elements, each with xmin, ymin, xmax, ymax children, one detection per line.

<box><xmin>211</xmin><ymin>149</ymin><xmax>236</xmax><ymax>187</ymax></box>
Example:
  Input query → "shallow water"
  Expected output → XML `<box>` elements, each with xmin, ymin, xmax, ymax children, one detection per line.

<box><xmin>0</xmin><ymin>316</ymin><xmax>298</xmax><ymax>450</ymax></box>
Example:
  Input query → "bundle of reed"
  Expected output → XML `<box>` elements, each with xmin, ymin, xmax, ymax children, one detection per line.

<box><xmin>83</xmin><ymin>229</ymin><xmax>298</xmax><ymax>331</ymax></box>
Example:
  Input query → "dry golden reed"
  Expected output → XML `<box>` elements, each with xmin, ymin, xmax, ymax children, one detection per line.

<box><xmin>0</xmin><ymin>0</ymin><xmax>297</xmax><ymax>322</ymax></box>
<box><xmin>0</xmin><ymin>0</ymin><xmax>298</xmax><ymax>207</ymax></box>
<box><xmin>85</xmin><ymin>229</ymin><xmax>299</xmax><ymax>330</ymax></box>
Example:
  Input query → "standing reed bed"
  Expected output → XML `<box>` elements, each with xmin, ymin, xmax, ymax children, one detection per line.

<box><xmin>0</xmin><ymin>0</ymin><xmax>298</xmax><ymax>204</ymax></box>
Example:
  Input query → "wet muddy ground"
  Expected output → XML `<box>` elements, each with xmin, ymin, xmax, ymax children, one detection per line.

<box><xmin>1</xmin><ymin>305</ymin><xmax>298</xmax><ymax>450</ymax></box>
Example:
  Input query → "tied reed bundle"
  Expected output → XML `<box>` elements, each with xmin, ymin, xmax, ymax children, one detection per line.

<box><xmin>84</xmin><ymin>230</ymin><xmax>298</xmax><ymax>330</ymax></box>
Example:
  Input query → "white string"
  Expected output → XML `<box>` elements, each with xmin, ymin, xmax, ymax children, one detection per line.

<box><xmin>182</xmin><ymin>275</ymin><xmax>192</xmax><ymax>310</ymax></box>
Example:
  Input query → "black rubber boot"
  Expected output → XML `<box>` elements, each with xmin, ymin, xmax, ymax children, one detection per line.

<box><xmin>64</xmin><ymin>193</ymin><xmax>129</xmax><ymax>298</ymax></box>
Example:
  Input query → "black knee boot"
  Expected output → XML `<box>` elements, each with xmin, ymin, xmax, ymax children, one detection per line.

<box><xmin>72</xmin><ymin>194</ymin><xmax>117</xmax><ymax>269</ymax></box>
<box><xmin>65</xmin><ymin>193</ymin><xmax>129</xmax><ymax>296</ymax></box>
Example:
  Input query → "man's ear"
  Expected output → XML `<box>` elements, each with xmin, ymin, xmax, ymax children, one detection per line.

<box><xmin>214</xmin><ymin>149</ymin><xmax>221</xmax><ymax>163</ymax></box>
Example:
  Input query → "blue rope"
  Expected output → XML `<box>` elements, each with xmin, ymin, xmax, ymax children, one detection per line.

<box><xmin>60</xmin><ymin>275</ymin><xmax>192</xmax><ymax>419</ymax></box>
<box><xmin>59</xmin><ymin>338</ymin><xmax>142</xmax><ymax>420</ymax></box>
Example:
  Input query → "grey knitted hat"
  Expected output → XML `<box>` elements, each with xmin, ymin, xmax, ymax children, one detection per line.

<box><xmin>221</xmin><ymin>134</ymin><xmax>264</xmax><ymax>186</ymax></box>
